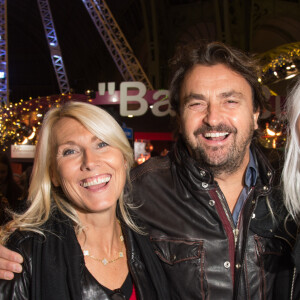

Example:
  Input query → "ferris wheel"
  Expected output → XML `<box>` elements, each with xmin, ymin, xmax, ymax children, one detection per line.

<box><xmin>0</xmin><ymin>0</ymin><xmax>152</xmax><ymax>105</ymax></box>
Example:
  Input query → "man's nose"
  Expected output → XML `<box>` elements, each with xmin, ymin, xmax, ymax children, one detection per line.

<box><xmin>202</xmin><ymin>103</ymin><xmax>223</xmax><ymax>127</ymax></box>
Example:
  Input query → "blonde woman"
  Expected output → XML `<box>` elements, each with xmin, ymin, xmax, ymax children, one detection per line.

<box><xmin>0</xmin><ymin>101</ymin><xmax>170</xmax><ymax>300</ymax></box>
<box><xmin>281</xmin><ymin>80</ymin><xmax>300</xmax><ymax>300</ymax></box>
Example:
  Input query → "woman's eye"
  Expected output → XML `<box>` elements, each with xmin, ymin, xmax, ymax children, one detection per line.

<box><xmin>98</xmin><ymin>141</ymin><xmax>108</xmax><ymax>148</ymax></box>
<box><xmin>62</xmin><ymin>149</ymin><xmax>75</xmax><ymax>156</ymax></box>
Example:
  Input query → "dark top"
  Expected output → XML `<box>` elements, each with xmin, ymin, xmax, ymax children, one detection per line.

<box><xmin>0</xmin><ymin>209</ymin><xmax>170</xmax><ymax>300</ymax></box>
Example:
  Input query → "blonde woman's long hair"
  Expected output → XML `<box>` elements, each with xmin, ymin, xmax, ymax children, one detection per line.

<box><xmin>282</xmin><ymin>79</ymin><xmax>300</xmax><ymax>220</ymax></box>
<box><xmin>1</xmin><ymin>101</ymin><xmax>136</xmax><ymax>243</ymax></box>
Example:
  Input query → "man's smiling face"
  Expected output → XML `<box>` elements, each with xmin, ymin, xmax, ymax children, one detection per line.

<box><xmin>179</xmin><ymin>64</ymin><xmax>259</xmax><ymax>176</ymax></box>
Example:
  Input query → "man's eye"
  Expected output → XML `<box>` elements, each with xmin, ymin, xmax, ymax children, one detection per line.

<box><xmin>226</xmin><ymin>100</ymin><xmax>238</xmax><ymax>104</ymax></box>
<box><xmin>98</xmin><ymin>141</ymin><xmax>108</xmax><ymax>148</ymax></box>
<box><xmin>187</xmin><ymin>102</ymin><xmax>206</xmax><ymax>110</ymax></box>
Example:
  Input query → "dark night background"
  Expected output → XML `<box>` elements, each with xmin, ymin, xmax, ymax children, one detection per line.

<box><xmin>6</xmin><ymin>0</ymin><xmax>300</xmax><ymax>102</ymax></box>
<box><xmin>1</xmin><ymin>0</ymin><xmax>299</xmax><ymax>165</ymax></box>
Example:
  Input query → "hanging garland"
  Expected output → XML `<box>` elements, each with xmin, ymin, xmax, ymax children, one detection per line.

<box><xmin>258</xmin><ymin>42</ymin><xmax>300</xmax><ymax>84</ymax></box>
<box><xmin>0</xmin><ymin>94</ymin><xmax>90</xmax><ymax>152</ymax></box>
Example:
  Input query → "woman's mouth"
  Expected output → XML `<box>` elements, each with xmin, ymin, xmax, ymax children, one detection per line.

<box><xmin>80</xmin><ymin>175</ymin><xmax>111</xmax><ymax>188</ymax></box>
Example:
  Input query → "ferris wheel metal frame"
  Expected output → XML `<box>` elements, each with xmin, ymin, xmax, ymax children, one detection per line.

<box><xmin>0</xmin><ymin>0</ymin><xmax>153</xmax><ymax>105</ymax></box>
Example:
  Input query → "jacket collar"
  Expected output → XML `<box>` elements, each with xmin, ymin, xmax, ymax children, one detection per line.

<box><xmin>171</xmin><ymin>137</ymin><xmax>213</xmax><ymax>186</ymax></box>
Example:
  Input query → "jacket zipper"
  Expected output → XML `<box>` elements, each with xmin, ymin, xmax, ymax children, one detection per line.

<box><xmin>233</xmin><ymin>228</ymin><xmax>239</xmax><ymax>247</ymax></box>
<box><xmin>215</xmin><ymin>188</ymin><xmax>239</xmax><ymax>247</ymax></box>
<box><xmin>290</xmin><ymin>267</ymin><xmax>296</xmax><ymax>300</ymax></box>
<box><xmin>215</xmin><ymin>189</ymin><xmax>235</xmax><ymax>230</ymax></box>
<box><xmin>215</xmin><ymin>187</ymin><xmax>253</xmax><ymax>248</ymax></box>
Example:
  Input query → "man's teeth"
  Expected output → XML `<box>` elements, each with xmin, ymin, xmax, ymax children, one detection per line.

<box><xmin>82</xmin><ymin>176</ymin><xmax>110</xmax><ymax>188</ymax></box>
<box><xmin>204</xmin><ymin>132</ymin><xmax>228</xmax><ymax>138</ymax></box>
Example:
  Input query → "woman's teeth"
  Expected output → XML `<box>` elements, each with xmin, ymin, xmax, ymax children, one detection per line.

<box><xmin>82</xmin><ymin>176</ymin><xmax>111</xmax><ymax>188</ymax></box>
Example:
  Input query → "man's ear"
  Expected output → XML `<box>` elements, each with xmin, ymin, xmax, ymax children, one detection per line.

<box><xmin>253</xmin><ymin>111</ymin><xmax>259</xmax><ymax>130</ymax></box>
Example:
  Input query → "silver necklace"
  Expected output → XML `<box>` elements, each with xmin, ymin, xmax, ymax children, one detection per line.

<box><xmin>83</xmin><ymin>234</ymin><xmax>124</xmax><ymax>266</ymax></box>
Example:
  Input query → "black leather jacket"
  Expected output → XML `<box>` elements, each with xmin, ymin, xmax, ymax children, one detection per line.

<box><xmin>0</xmin><ymin>212</ymin><xmax>170</xmax><ymax>300</ymax></box>
<box><xmin>131</xmin><ymin>139</ymin><xmax>294</xmax><ymax>300</ymax></box>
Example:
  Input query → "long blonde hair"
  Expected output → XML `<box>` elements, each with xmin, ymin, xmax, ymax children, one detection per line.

<box><xmin>1</xmin><ymin>101</ymin><xmax>137</xmax><ymax>243</ymax></box>
<box><xmin>282</xmin><ymin>79</ymin><xmax>300</xmax><ymax>220</ymax></box>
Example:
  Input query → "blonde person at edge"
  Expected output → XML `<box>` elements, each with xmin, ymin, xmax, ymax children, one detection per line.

<box><xmin>0</xmin><ymin>101</ymin><xmax>170</xmax><ymax>300</ymax></box>
<box><xmin>278</xmin><ymin>79</ymin><xmax>300</xmax><ymax>300</ymax></box>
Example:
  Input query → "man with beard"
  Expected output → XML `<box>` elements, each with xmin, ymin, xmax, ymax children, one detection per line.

<box><xmin>0</xmin><ymin>42</ymin><xmax>295</xmax><ymax>299</ymax></box>
<box><xmin>130</xmin><ymin>42</ymin><xmax>294</xmax><ymax>299</ymax></box>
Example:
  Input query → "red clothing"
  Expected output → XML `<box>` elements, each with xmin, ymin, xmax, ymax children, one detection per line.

<box><xmin>129</xmin><ymin>284</ymin><xmax>137</xmax><ymax>300</ymax></box>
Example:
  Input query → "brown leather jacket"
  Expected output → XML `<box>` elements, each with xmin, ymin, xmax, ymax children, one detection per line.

<box><xmin>131</xmin><ymin>138</ymin><xmax>295</xmax><ymax>300</ymax></box>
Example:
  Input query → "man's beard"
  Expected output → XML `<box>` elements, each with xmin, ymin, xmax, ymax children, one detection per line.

<box><xmin>183</xmin><ymin>123</ymin><xmax>255</xmax><ymax>177</ymax></box>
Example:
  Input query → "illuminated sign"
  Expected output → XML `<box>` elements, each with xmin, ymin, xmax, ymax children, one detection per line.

<box><xmin>93</xmin><ymin>82</ymin><xmax>175</xmax><ymax>117</ymax></box>
<box><xmin>11</xmin><ymin>145</ymin><xmax>36</xmax><ymax>159</ymax></box>
<box><xmin>92</xmin><ymin>82</ymin><xmax>285</xmax><ymax>118</ymax></box>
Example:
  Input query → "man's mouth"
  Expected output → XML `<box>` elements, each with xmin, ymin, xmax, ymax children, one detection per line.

<box><xmin>203</xmin><ymin>132</ymin><xmax>229</xmax><ymax>141</ymax></box>
<box><xmin>80</xmin><ymin>175</ymin><xmax>111</xmax><ymax>188</ymax></box>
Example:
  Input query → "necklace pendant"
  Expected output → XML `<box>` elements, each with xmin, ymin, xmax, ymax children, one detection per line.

<box><xmin>83</xmin><ymin>231</ymin><xmax>124</xmax><ymax>266</ymax></box>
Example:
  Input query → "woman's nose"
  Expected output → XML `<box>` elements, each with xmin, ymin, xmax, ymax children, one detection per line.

<box><xmin>81</xmin><ymin>149</ymin><xmax>98</xmax><ymax>171</ymax></box>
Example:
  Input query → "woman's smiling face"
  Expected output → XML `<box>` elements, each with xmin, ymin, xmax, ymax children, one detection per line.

<box><xmin>51</xmin><ymin>117</ymin><xmax>127</xmax><ymax>214</ymax></box>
